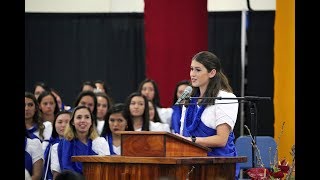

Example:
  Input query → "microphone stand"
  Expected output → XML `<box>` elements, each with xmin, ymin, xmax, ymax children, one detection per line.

<box><xmin>188</xmin><ymin>96</ymin><xmax>271</xmax><ymax>167</ymax></box>
<box><xmin>248</xmin><ymin>101</ymin><xmax>257</xmax><ymax>168</ymax></box>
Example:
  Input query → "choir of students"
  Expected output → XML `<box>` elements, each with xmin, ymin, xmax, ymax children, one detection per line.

<box><xmin>25</xmin><ymin>51</ymin><xmax>239</xmax><ymax>179</ymax></box>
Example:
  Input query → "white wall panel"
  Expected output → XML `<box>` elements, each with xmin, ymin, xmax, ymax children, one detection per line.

<box><xmin>25</xmin><ymin>0</ymin><xmax>275</xmax><ymax>13</ymax></box>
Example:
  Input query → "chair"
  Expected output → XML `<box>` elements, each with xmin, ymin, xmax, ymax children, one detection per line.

<box><xmin>255</xmin><ymin>136</ymin><xmax>277</xmax><ymax>169</ymax></box>
<box><xmin>235</xmin><ymin>136</ymin><xmax>253</xmax><ymax>169</ymax></box>
<box><xmin>235</xmin><ymin>136</ymin><xmax>277</xmax><ymax>169</ymax></box>
<box><xmin>235</xmin><ymin>136</ymin><xmax>277</xmax><ymax>179</ymax></box>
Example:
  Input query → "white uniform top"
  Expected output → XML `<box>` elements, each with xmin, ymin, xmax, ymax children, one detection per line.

<box><xmin>149</xmin><ymin>121</ymin><xmax>171</xmax><ymax>133</ymax></box>
<box><xmin>133</xmin><ymin>122</ymin><xmax>170</xmax><ymax>132</ymax></box>
<box><xmin>25</xmin><ymin>169</ymin><xmax>32</xmax><ymax>180</ymax></box>
<box><xmin>25</xmin><ymin>138</ymin><xmax>44</xmax><ymax>164</ymax></box>
<box><xmin>113</xmin><ymin>145</ymin><xmax>121</xmax><ymax>155</ymax></box>
<box><xmin>28</xmin><ymin>121</ymin><xmax>52</xmax><ymax>143</ymax></box>
<box><xmin>180</xmin><ymin>90</ymin><xmax>238</xmax><ymax>134</ymax></box>
<box><xmin>50</xmin><ymin>143</ymin><xmax>60</xmax><ymax>173</ymax></box>
<box><xmin>50</xmin><ymin>137</ymin><xmax>110</xmax><ymax>173</ymax></box>
<box><xmin>41</xmin><ymin>121</ymin><xmax>53</xmax><ymax>151</ymax></box>
<box><xmin>28</xmin><ymin>121</ymin><xmax>53</xmax><ymax>151</ymax></box>
<box><xmin>134</xmin><ymin>127</ymin><xmax>142</xmax><ymax>131</ymax></box>
<box><xmin>96</xmin><ymin>120</ymin><xmax>105</xmax><ymax>135</ymax></box>
<box><xmin>156</xmin><ymin>107</ymin><xmax>173</xmax><ymax>127</ymax></box>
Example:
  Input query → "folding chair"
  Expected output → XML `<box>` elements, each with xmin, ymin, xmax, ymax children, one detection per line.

<box><xmin>235</xmin><ymin>136</ymin><xmax>253</xmax><ymax>180</ymax></box>
<box><xmin>235</xmin><ymin>136</ymin><xmax>253</xmax><ymax>169</ymax></box>
<box><xmin>255</xmin><ymin>136</ymin><xmax>277</xmax><ymax>169</ymax></box>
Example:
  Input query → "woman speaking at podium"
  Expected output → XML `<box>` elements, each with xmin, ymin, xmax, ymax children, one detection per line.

<box><xmin>179</xmin><ymin>51</ymin><xmax>239</xmax><ymax>179</ymax></box>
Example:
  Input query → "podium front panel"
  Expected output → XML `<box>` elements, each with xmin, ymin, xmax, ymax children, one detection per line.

<box><xmin>120</xmin><ymin>131</ymin><xmax>209</xmax><ymax>157</ymax></box>
<box><xmin>73</xmin><ymin>156</ymin><xmax>247</xmax><ymax>180</ymax></box>
<box><xmin>122</xmin><ymin>134</ymin><xmax>165</xmax><ymax>157</ymax></box>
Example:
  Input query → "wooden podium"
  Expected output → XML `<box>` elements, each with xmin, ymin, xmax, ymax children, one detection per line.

<box><xmin>119</xmin><ymin>131</ymin><xmax>210</xmax><ymax>157</ymax></box>
<box><xmin>72</xmin><ymin>132</ymin><xmax>247</xmax><ymax>180</ymax></box>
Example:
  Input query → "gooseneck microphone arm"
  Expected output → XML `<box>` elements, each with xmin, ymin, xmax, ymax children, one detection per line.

<box><xmin>189</xmin><ymin>96</ymin><xmax>271</xmax><ymax>101</ymax></box>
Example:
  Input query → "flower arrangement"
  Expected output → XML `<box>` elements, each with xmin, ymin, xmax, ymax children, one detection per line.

<box><xmin>244</xmin><ymin>122</ymin><xmax>295</xmax><ymax>180</ymax></box>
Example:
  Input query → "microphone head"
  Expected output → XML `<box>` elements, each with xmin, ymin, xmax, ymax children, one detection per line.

<box><xmin>184</xmin><ymin>86</ymin><xmax>192</xmax><ymax>94</ymax></box>
<box><xmin>175</xmin><ymin>86</ymin><xmax>193</xmax><ymax>105</ymax></box>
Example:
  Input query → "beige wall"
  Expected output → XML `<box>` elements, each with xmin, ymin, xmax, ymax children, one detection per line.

<box><xmin>25</xmin><ymin>0</ymin><xmax>275</xmax><ymax>13</ymax></box>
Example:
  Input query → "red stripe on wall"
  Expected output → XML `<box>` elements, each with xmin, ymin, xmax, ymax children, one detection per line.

<box><xmin>144</xmin><ymin>0</ymin><xmax>208</xmax><ymax>107</ymax></box>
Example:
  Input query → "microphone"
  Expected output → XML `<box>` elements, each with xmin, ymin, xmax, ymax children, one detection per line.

<box><xmin>175</xmin><ymin>86</ymin><xmax>192</xmax><ymax>105</ymax></box>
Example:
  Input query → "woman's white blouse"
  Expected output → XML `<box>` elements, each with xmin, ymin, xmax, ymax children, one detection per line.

<box><xmin>180</xmin><ymin>90</ymin><xmax>238</xmax><ymax>134</ymax></box>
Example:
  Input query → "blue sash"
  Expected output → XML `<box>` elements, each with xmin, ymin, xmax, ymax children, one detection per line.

<box><xmin>107</xmin><ymin>134</ymin><xmax>116</xmax><ymax>155</ymax></box>
<box><xmin>58</xmin><ymin>138</ymin><xmax>97</xmax><ymax>174</ymax></box>
<box><xmin>27</xmin><ymin>125</ymin><xmax>41</xmax><ymax>141</ymax></box>
<box><xmin>43</xmin><ymin>137</ymin><xmax>61</xmax><ymax>179</ymax></box>
<box><xmin>171</xmin><ymin>105</ymin><xmax>182</xmax><ymax>133</ymax></box>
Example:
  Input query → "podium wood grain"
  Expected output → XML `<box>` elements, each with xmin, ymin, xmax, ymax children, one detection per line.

<box><xmin>72</xmin><ymin>156</ymin><xmax>247</xmax><ymax>180</ymax></box>
<box><xmin>118</xmin><ymin>131</ymin><xmax>210</xmax><ymax>157</ymax></box>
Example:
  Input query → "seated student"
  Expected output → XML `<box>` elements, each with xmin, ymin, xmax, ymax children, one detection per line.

<box><xmin>95</xmin><ymin>92</ymin><xmax>113</xmax><ymax>135</ymax></box>
<box><xmin>43</xmin><ymin>110</ymin><xmax>71</xmax><ymax>180</ymax></box>
<box><xmin>51</xmin><ymin>106</ymin><xmax>110</xmax><ymax>177</ymax></box>
<box><xmin>125</xmin><ymin>92</ymin><xmax>150</xmax><ymax>131</ymax></box>
<box><xmin>37</xmin><ymin>91</ymin><xmax>60</xmax><ymax>124</ymax></box>
<box><xmin>50</xmin><ymin>88</ymin><xmax>72</xmax><ymax>111</ymax></box>
<box><xmin>37</xmin><ymin>91</ymin><xmax>60</xmax><ymax>151</ymax></box>
<box><xmin>25</xmin><ymin>129</ymin><xmax>44</xmax><ymax>180</ymax></box>
<box><xmin>100</xmin><ymin>103</ymin><xmax>134</xmax><ymax>155</ymax></box>
<box><xmin>73</xmin><ymin>90</ymin><xmax>98</xmax><ymax>121</ymax></box>
<box><xmin>69</xmin><ymin>90</ymin><xmax>98</xmax><ymax>133</ymax></box>
<box><xmin>138</xmin><ymin>79</ymin><xmax>173</xmax><ymax>127</ymax></box>
<box><xmin>94</xmin><ymin>80</ymin><xmax>110</xmax><ymax>94</ymax></box>
<box><xmin>148</xmin><ymin>100</ymin><xmax>170</xmax><ymax>132</ymax></box>
<box><xmin>80</xmin><ymin>81</ymin><xmax>96</xmax><ymax>92</ymax></box>
<box><xmin>25</xmin><ymin>92</ymin><xmax>52</xmax><ymax>148</ymax></box>
<box><xmin>33</xmin><ymin>81</ymin><xmax>50</xmax><ymax>100</ymax></box>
